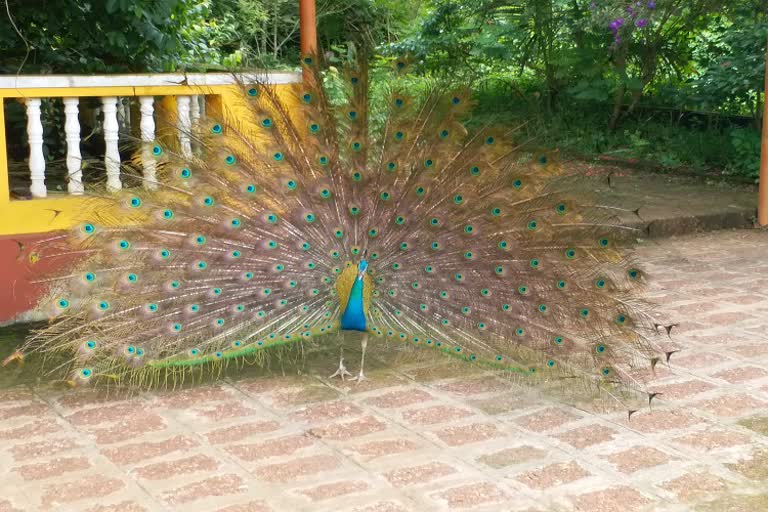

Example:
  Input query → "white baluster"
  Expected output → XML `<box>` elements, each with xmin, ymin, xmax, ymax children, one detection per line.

<box><xmin>63</xmin><ymin>98</ymin><xmax>84</xmax><ymax>195</ymax></box>
<box><xmin>176</xmin><ymin>96</ymin><xmax>192</xmax><ymax>158</ymax></box>
<box><xmin>199</xmin><ymin>95</ymin><xmax>206</xmax><ymax>120</ymax></box>
<box><xmin>26</xmin><ymin>98</ymin><xmax>46</xmax><ymax>198</ymax></box>
<box><xmin>102</xmin><ymin>96</ymin><xmax>122</xmax><ymax>192</ymax></box>
<box><xmin>139</xmin><ymin>96</ymin><xmax>157</xmax><ymax>191</ymax></box>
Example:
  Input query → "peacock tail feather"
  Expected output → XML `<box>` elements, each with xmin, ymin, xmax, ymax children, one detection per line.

<box><xmin>15</xmin><ymin>55</ymin><xmax>667</xmax><ymax>407</ymax></box>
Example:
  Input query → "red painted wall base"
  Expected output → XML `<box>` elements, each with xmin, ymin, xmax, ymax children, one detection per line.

<box><xmin>0</xmin><ymin>232</ymin><xmax>75</xmax><ymax>324</ymax></box>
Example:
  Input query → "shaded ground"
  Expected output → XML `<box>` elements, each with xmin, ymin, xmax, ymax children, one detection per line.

<box><xmin>0</xmin><ymin>229</ymin><xmax>766</xmax><ymax>511</ymax></box>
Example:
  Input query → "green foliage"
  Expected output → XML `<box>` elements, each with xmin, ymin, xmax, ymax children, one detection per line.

<box><xmin>0</xmin><ymin>0</ymin><xmax>221</xmax><ymax>73</ymax></box>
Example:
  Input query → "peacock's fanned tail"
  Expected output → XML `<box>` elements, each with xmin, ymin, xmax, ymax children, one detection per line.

<box><xmin>18</xmin><ymin>55</ymin><xmax>666</xmax><ymax>405</ymax></box>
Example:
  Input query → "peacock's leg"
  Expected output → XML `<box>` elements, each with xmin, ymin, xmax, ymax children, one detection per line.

<box><xmin>353</xmin><ymin>333</ymin><xmax>368</xmax><ymax>382</ymax></box>
<box><xmin>329</xmin><ymin>332</ymin><xmax>353</xmax><ymax>381</ymax></box>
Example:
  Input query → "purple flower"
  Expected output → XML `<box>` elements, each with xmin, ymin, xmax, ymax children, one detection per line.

<box><xmin>635</xmin><ymin>18</ymin><xmax>648</xmax><ymax>28</ymax></box>
<box><xmin>647</xmin><ymin>1</ymin><xmax>656</xmax><ymax>8</ymax></box>
<box><xmin>615</xmin><ymin>36</ymin><xmax>622</xmax><ymax>45</ymax></box>
<box><xmin>626</xmin><ymin>6</ymin><xmax>635</xmax><ymax>15</ymax></box>
<box><xmin>590</xmin><ymin>1</ymin><xmax>596</xmax><ymax>9</ymax></box>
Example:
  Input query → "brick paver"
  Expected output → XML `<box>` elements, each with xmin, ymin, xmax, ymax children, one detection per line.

<box><xmin>1</xmin><ymin>230</ymin><xmax>767</xmax><ymax>511</ymax></box>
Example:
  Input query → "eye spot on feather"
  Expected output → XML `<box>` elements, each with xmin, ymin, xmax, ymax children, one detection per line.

<box><xmin>565</xmin><ymin>248</ymin><xmax>576</xmax><ymax>259</ymax></box>
<box><xmin>556</xmin><ymin>203</ymin><xmax>567</xmax><ymax>215</ymax></box>
<box><xmin>351</xmin><ymin>141</ymin><xmax>362</xmax><ymax>152</ymax></box>
<box><xmin>595</xmin><ymin>278</ymin><xmax>606</xmax><ymax>289</ymax></box>
<box><xmin>469</xmin><ymin>166</ymin><xmax>480</xmax><ymax>176</ymax></box>
<box><xmin>599</xmin><ymin>238</ymin><xmax>610</xmax><ymax>248</ymax></box>
<box><xmin>464</xmin><ymin>251</ymin><xmax>474</xmax><ymax>260</ymax></box>
<box><xmin>553</xmin><ymin>336</ymin><xmax>564</xmax><ymax>345</ymax></box>
<box><xmin>485</xmin><ymin>136</ymin><xmax>495</xmax><ymax>145</ymax></box>
<box><xmin>303</xmin><ymin>56</ymin><xmax>313</xmax><ymax>65</ymax></box>
<box><xmin>152</xmin><ymin>145</ymin><xmax>163</xmax><ymax>156</ymax></box>
<box><xmin>515</xmin><ymin>327</ymin><xmax>525</xmax><ymax>336</ymax></box>
<box><xmin>424</xmin><ymin>159</ymin><xmax>434</xmax><ymax>168</ymax></box>
<box><xmin>225</xmin><ymin>155</ymin><xmax>236</xmax><ymax>165</ymax></box>
<box><xmin>538</xmin><ymin>304</ymin><xmax>548</xmax><ymax>313</ymax></box>
<box><xmin>415</xmin><ymin>186</ymin><xmax>426</xmax><ymax>197</ymax></box>
<box><xmin>454</xmin><ymin>273</ymin><xmax>464</xmax><ymax>282</ymax></box>
<box><xmin>273</xmin><ymin>152</ymin><xmax>284</xmax><ymax>161</ymax></box>
<box><xmin>527</xmin><ymin>220</ymin><xmax>538</xmax><ymax>231</ymax></box>
<box><xmin>518</xmin><ymin>285</ymin><xmax>529</xmax><ymax>295</ymax></box>
<box><xmin>180</xmin><ymin>168</ymin><xmax>191</xmax><ymax>179</ymax></box>
<box><xmin>498</xmin><ymin>240</ymin><xmax>509</xmax><ymax>250</ymax></box>
<box><xmin>480</xmin><ymin>288</ymin><xmax>491</xmax><ymax>297</ymax></box>
<box><xmin>231</xmin><ymin>218</ymin><xmax>242</xmax><ymax>228</ymax></box>
<box><xmin>57</xmin><ymin>298</ymin><xmax>70</xmax><ymax>309</ymax></box>
<box><xmin>82</xmin><ymin>223</ymin><xmax>95</xmax><ymax>234</ymax></box>
<box><xmin>439</xmin><ymin>290</ymin><xmax>449</xmax><ymax>299</ymax></box>
<box><xmin>304</xmin><ymin>213</ymin><xmax>316</xmax><ymax>223</ymax></box>
<box><xmin>261</xmin><ymin>117</ymin><xmax>273</xmax><ymax>128</ymax></box>
<box><xmin>84</xmin><ymin>272</ymin><xmax>96</xmax><ymax>282</ymax></box>
<box><xmin>431</xmin><ymin>241</ymin><xmax>441</xmax><ymax>250</ymax></box>
<box><xmin>146</xmin><ymin>303</ymin><xmax>158</xmax><ymax>313</ymax></box>
<box><xmin>513</xmin><ymin>179</ymin><xmax>523</xmax><ymax>189</ymax></box>
<box><xmin>461</xmin><ymin>306</ymin><xmax>471</xmax><ymax>315</ymax></box>
<box><xmin>394</xmin><ymin>131</ymin><xmax>404</xmax><ymax>141</ymax></box>
<box><xmin>394</xmin><ymin>98</ymin><xmax>404</xmax><ymax>107</ymax></box>
<box><xmin>319</xmin><ymin>188</ymin><xmax>331</xmax><ymax>198</ymax></box>
<box><xmin>501</xmin><ymin>304</ymin><xmax>511</xmax><ymax>311</ymax></box>
<box><xmin>196</xmin><ymin>261</ymin><xmax>207</xmax><ymax>270</ymax></box>
<box><xmin>248</xmin><ymin>87</ymin><xmax>258</xmax><ymax>97</ymax></box>
<box><xmin>267</xmin><ymin>240</ymin><xmax>278</xmax><ymax>249</ymax></box>
<box><xmin>117</xmin><ymin>240</ymin><xmax>131</xmax><ymax>251</ymax></box>
<box><xmin>530</xmin><ymin>259</ymin><xmax>540</xmax><ymax>269</ymax></box>
<box><xmin>351</xmin><ymin>246</ymin><xmax>361</xmax><ymax>255</ymax></box>
<box><xmin>556</xmin><ymin>280</ymin><xmax>567</xmax><ymax>289</ymax></box>
<box><xmin>352</xmin><ymin>171</ymin><xmax>363</xmax><ymax>182</ymax></box>
<box><xmin>159</xmin><ymin>249</ymin><xmax>171</xmax><ymax>259</ymax></box>
<box><xmin>615</xmin><ymin>314</ymin><xmax>627</xmax><ymax>325</ymax></box>
<box><xmin>429</xmin><ymin>217</ymin><xmax>440</xmax><ymax>227</ymax></box>
<box><xmin>581</xmin><ymin>308</ymin><xmax>591</xmax><ymax>319</ymax></box>
<box><xmin>211</xmin><ymin>124</ymin><xmax>222</xmax><ymax>134</ymax></box>
<box><xmin>309</xmin><ymin>123</ymin><xmax>320</xmax><ymax>134</ymax></box>
<box><xmin>440</xmin><ymin>129</ymin><xmax>449</xmax><ymax>139</ymax></box>
<box><xmin>463</xmin><ymin>224</ymin><xmax>474</xmax><ymax>234</ymax></box>
<box><xmin>319</xmin><ymin>155</ymin><xmax>329</xmax><ymax>166</ymax></box>
<box><xmin>203</xmin><ymin>196</ymin><xmax>215</xmax><ymax>206</ymax></box>
<box><xmin>302</xmin><ymin>92</ymin><xmax>312</xmax><ymax>103</ymax></box>
<box><xmin>628</xmin><ymin>268</ymin><xmax>640</xmax><ymax>280</ymax></box>
<box><xmin>601</xmin><ymin>367</ymin><xmax>612</xmax><ymax>376</ymax></box>
<box><xmin>347</xmin><ymin>111</ymin><xmax>358</xmax><ymax>120</ymax></box>
<box><xmin>380</xmin><ymin>191</ymin><xmax>391</xmax><ymax>201</ymax></box>
<box><xmin>368</xmin><ymin>228</ymin><xmax>378</xmax><ymax>238</ymax></box>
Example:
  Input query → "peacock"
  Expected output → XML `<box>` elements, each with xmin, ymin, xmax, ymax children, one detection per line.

<box><xmin>4</xmin><ymin>54</ymin><xmax>671</xmax><ymax>411</ymax></box>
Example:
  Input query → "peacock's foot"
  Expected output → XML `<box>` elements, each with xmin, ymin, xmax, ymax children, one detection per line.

<box><xmin>1</xmin><ymin>350</ymin><xmax>24</xmax><ymax>367</ymax></box>
<box><xmin>353</xmin><ymin>371</ymin><xmax>367</xmax><ymax>383</ymax></box>
<box><xmin>329</xmin><ymin>357</ymin><xmax>353</xmax><ymax>381</ymax></box>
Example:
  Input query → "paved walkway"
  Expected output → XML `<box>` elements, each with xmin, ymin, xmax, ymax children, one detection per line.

<box><xmin>1</xmin><ymin>229</ymin><xmax>767</xmax><ymax>512</ymax></box>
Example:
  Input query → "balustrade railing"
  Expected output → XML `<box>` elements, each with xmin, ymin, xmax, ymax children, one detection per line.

<box><xmin>0</xmin><ymin>72</ymin><xmax>299</xmax><ymax>202</ymax></box>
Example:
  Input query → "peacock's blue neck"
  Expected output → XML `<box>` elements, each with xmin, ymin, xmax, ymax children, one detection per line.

<box><xmin>340</xmin><ymin>276</ymin><xmax>367</xmax><ymax>332</ymax></box>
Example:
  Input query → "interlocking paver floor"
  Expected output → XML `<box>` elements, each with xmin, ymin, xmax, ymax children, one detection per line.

<box><xmin>1</xmin><ymin>229</ymin><xmax>767</xmax><ymax>511</ymax></box>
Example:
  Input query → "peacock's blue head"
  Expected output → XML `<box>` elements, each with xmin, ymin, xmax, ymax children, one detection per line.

<box><xmin>358</xmin><ymin>259</ymin><xmax>369</xmax><ymax>273</ymax></box>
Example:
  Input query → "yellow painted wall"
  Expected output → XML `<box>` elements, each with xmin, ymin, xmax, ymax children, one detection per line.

<box><xmin>0</xmin><ymin>83</ymin><xmax>298</xmax><ymax>237</ymax></box>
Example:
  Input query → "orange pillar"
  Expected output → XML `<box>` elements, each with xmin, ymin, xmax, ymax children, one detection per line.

<box><xmin>300</xmin><ymin>0</ymin><xmax>318</xmax><ymax>79</ymax></box>
<box><xmin>759</xmin><ymin>41</ymin><xmax>768</xmax><ymax>226</ymax></box>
